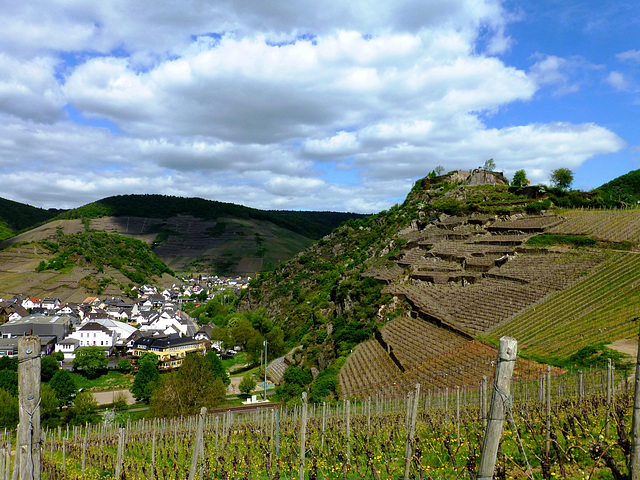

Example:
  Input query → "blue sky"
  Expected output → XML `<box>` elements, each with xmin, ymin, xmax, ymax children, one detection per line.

<box><xmin>0</xmin><ymin>0</ymin><xmax>637</xmax><ymax>213</ymax></box>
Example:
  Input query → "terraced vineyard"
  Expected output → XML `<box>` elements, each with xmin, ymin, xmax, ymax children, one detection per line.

<box><xmin>489</xmin><ymin>251</ymin><xmax>640</xmax><ymax>361</ymax></box>
<box><xmin>338</xmin><ymin>315</ymin><xmax>553</xmax><ymax>397</ymax></box>
<box><xmin>549</xmin><ymin>208</ymin><xmax>640</xmax><ymax>243</ymax></box>
<box><xmin>345</xmin><ymin>206</ymin><xmax>640</xmax><ymax>399</ymax></box>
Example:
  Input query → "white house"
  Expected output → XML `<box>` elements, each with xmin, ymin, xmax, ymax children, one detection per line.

<box><xmin>55</xmin><ymin>338</ymin><xmax>80</xmax><ymax>360</ymax></box>
<box><xmin>68</xmin><ymin>322</ymin><xmax>118</xmax><ymax>351</ymax></box>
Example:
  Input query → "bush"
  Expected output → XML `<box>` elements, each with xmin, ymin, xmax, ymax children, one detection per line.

<box><xmin>238</xmin><ymin>374</ymin><xmax>257</xmax><ymax>395</ymax></box>
<box><xmin>117</xmin><ymin>359</ymin><xmax>132</xmax><ymax>373</ymax></box>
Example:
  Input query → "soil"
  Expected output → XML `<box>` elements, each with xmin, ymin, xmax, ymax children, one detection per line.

<box><xmin>608</xmin><ymin>338</ymin><xmax>638</xmax><ymax>360</ymax></box>
<box><xmin>92</xmin><ymin>389</ymin><xmax>136</xmax><ymax>406</ymax></box>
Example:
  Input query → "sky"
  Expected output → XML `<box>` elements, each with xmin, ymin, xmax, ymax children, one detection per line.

<box><xmin>0</xmin><ymin>0</ymin><xmax>638</xmax><ymax>214</ymax></box>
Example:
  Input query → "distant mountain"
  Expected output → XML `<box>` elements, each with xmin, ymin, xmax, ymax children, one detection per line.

<box><xmin>58</xmin><ymin>194</ymin><xmax>365</xmax><ymax>240</ymax></box>
<box><xmin>0</xmin><ymin>194</ymin><xmax>366</xmax><ymax>300</ymax></box>
<box><xmin>0</xmin><ymin>197</ymin><xmax>62</xmax><ymax>242</ymax></box>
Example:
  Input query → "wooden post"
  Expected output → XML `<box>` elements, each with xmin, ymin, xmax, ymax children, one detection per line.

<box><xmin>404</xmin><ymin>384</ymin><xmax>420</xmax><ymax>480</ymax></box>
<box><xmin>629</xmin><ymin>328</ymin><xmax>640</xmax><ymax>479</ymax></box>
<box><xmin>188</xmin><ymin>407</ymin><xmax>206</xmax><ymax>480</ymax></box>
<box><xmin>115</xmin><ymin>428</ymin><xmax>124</xmax><ymax>479</ymax></box>
<box><xmin>5</xmin><ymin>435</ymin><xmax>11</xmax><ymax>480</ymax></box>
<box><xmin>456</xmin><ymin>386</ymin><xmax>460</xmax><ymax>443</ymax></box>
<box><xmin>299</xmin><ymin>392</ymin><xmax>308</xmax><ymax>480</ymax></box>
<box><xmin>606</xmin><ymin>358</ymin><xmax>612</xmax><ymax>439</ymax></box>
<box><xmin>18</xmin><ymin>336</ymin><xmax>41</xmax><ymax>480</ymax></box>
<box><xmin>545</xmin><ymin>365</ymin><xmax>551</xmax><ymax>457</ymax></box>
<box><xmin>477</xmin><ymin>336</ymin><xmax>517</xmax><ymax>480</ymax></box>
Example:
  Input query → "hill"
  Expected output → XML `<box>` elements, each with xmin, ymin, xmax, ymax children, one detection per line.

<box><xmin>0</xmin><ymin>194</ymin><xmax>364</xmax><ymax>300</ymax></box>
<box><xmin>597</xmin><ymin>168</ymin><xmax>640</xmax><ymax>206</ymax></box>
<box><xmin>239</xmin><ymin>169</ymin><xmax>640</xmax><ymax>398</ymax></box>
<box><xmin>0</xmin><ymin>197</ymin><xmax>62</xmax><ymax>242</ymax></box>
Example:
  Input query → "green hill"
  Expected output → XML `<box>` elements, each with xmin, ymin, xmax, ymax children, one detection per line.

<box><xmin>597</xmin><ymin>169</ymin><xmax>640</xmax><ymax>206</ymax></box>
<box><xmin>58</xmin><ymin>194</ymin><xmax>364</xmax><ymax>240</ymax></box>
<box><xmin>0</xmin><ymin>197</ymin><xmax>61</xmax><ymax>242</ymax></box>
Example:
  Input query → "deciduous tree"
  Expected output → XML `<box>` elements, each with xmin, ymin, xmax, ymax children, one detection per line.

<box><xmin>131</xmin><ymin>356</ymin><xmax>159</xmax><ymax>403</ymax></box>
<box><xmin>512</xmin><ymin>169</ymin><xmax>528</xmax><ymax>187</ymax></box>
<box><xmin>239</xmin><ymin>374</ymin><xmax>257</xmax><ymax>395</ymax></box>
<box><xmin>550</xmin><ymin>168</ymin><xmax>574</xmax><ymax>189</ymax></box>
<box><xmin>73</xmin><ymin>346</ymin><xmax>108</xmax><ymax>378</ymax></box>
<box><xmin>150</xmin><ymin>353</ymin><xmax>225</xmax><ymax>417</ymax></box>
<box><xmin>49</xmin><ymin>369</ymin><xmax>76</xmax><ymax>406</ymax></box>
<box><xmin>41</xmin><ymin>355</ymin><xmax>60</xmax><ymax>382</ymax></box>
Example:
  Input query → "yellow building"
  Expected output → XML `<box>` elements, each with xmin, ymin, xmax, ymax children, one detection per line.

<box><xmin>130</xmin><ymin>335</ymin><xmax>205</xmax><ymax>370</ymax></box>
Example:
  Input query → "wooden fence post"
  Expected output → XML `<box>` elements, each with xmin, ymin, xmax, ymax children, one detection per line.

<box><xmin>629</xmin><ymin>328</ymin><xmax>640</xmax><ymax>479</ymax></box>
<box><xmin>18</xmin><ymin>336</ymin><xmax>41</xmax><ymax>480</ymax></box>
<box><xmin>545</xmin><ymin>365</ymin><xmax>551</xmax><ymax>457</ymax></box>
<box><xmin>187</xmin><ymin>407</ymin><xmax>205</xmax><ymax>480</ymax></box>
<box><xmin>404</xmin><ymin>384</ymin><xmax>420</xmax><ymax>480</ymax></box>
<box><xmin>606</xmin><ymin>358</ymin><xmax>612</xmax><ymax>439</ymax></box>
<box><xmin>477</xmin><ymin>336</ymin><xmax>517</xmax><ymax>480</ymax></box>
<box><xmin>299</xmin><ymin>392</ymin><xmax>308</xmax><ymax>480</ymax></box>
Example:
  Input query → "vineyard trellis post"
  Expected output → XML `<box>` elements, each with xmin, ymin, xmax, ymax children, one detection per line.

<box><xmin>546</xmin><ymin>365</ymin><xmax>551</xmax><ymax>457</ymax></box>
<box><xmin>404</xmin><ymin>384</ymin><xmax>420</xmax><ymax>480</ymax></box>
<box><xmin>187</xmin><ymin>406</ymin><xmax>205</xmax><ymax>480</ymax></box>
<box><xmin>5</xmin><ymin>434</ymin><xmax>11</xmax><ymax>480</ymax></box>
<box><xmin>299</xmin><ymin>392</ymin><xmax>308</xmax><ymax>480</ymax></box>
<box><xmin>606</xmin><ymin>358</ymin><xmax>612</xmax><ymax>439</ymax></box>
<box><xmin>17</xmin><ymin>336</ymin><xmax>41</xmax><ymax>480</ymax></box>
<box><xmin>629</xmin><ymin>327</ymin><xmax>640</xmax><ymax>480</ymax></box>
<box><xmin>477</xmin><ymin>336</ymin><xmax>518</xmax><ymax>480</ymax></box>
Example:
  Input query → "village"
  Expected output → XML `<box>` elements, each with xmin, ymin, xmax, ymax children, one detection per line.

<box><xmin>0</xmin><ymin>275</ymin><xmax>253</xmax><ymax>368</ymax></box>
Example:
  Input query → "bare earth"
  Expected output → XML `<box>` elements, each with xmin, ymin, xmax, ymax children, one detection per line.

<box><xmin>92</xmin><ymin>389</ymin><xmax>136</xmax><ymax>406</ymax></box>
<box><xmin>609</xmin><ymin>338</ymin><xmax>638</xmax><ymax>360</ymax></box>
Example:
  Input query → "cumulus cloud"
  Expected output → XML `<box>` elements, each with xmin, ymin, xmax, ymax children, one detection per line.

<box><xmin>605</xmin><ymin>71</ymin><xmax>631</xmax><ymax>92</ymax></box>
<box><xmin>0</xmin><ymin>1</ymin><xmax>627</xmax><ymax>212</ymax></box>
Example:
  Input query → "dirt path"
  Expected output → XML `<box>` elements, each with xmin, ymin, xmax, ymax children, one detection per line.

<box><xmin>92</xmin><ymin>389</ymin><xmax>136</xmax><ymax>406</ymax></box>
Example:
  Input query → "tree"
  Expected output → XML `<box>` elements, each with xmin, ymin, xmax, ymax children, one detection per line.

<box><xmin>0</xmin><ymin>368</ymin><xmax>18</xmax><ymax>395</ymax></box>
<box><xmin>239</xmin><ymin>374</ymin><xmax>257</xmax><ymax>395</ymax></box>
<box><xmin>204</xmin><ymin>350</ymin><xmax>230</xmax><ymax>385</ymax></box>
<box><xmin>550</xmin><ymin>168</ymin><xmax>574</xmax><ymax>189</ymax></box>
<box><xmin>49</xmin><ymin>369</ymin><xmax>76</xmax><ymax>406</ymax></box>
<box><xmin>65</xmin><ymin>391</ymin><xmax>98</xmax><ymax>425</ymax></box>
<box><xmin>231</xmin><ymin>317</ymin><xmax>258</xmax><ymax>348</ymax></box>
<box><xmin>41</xmin><ymin>355</ymin><xmax>60</xmax><ymax>382</ymax></box>
<box><xmin>265</xmin><ymin>327</ymin><xmax>286</xmax><ymax>361</ymax></box>
<box><xmin>150</xmin><ymin>353</ymin><xmax>226</xmax><ymax>417</ymax></box>
<box><xmin>117</xmin><ymin>359</ymin><xmax>132</xmax><ymax>373</ymax></box>
<box><xmin>245</xmin><ymin>333</ymin><xmax>266</xmax><ymax>367</ymax></box>
<box><xmin>40</xmin><ymin>384</ymin><xmax>60</xmax><ymax>421</ymax></box>
<box><xmin>435</xmin><ymin>165</ymin><xmax>445</xmax><ymax>175</ymax></box>
<box><xmin>73</xmin><ymin>346</ymin><xmax>108</xmax><ymax>378</ymax></box>
<box><xmin>483</xmin><ymin>159</ymin><xmax>496</xmax><ymax>171</ymax></box>
<box><xmin>512</xmin><ymin>169</ymin><xmax>528</xmax><ymax>188</ymax></box>
<box><xmin>0</xmin><ymin>388</ymin><xmax>18</xmax><ymax>428</ymax></box>
<box><xmin>131</xmin><ymin>356</ymin><xmax>159</xmax><ymax>403</ymax></box>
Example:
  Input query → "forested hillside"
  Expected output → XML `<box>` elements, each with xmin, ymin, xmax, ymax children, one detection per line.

<box><xmin>0</xmin><ymin>197</ymin><xmax>61</xmax><ymax>242</ymax></box>
<box><xmin>58</xmin><ymin>194</ymin><xmax>364</xmax><ymax>240</ymax></box>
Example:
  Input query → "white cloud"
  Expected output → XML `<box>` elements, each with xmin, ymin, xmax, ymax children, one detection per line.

<box><xmin>0</xmin><ymin>0</ymin><xmax>627</xmax><ymax>213</ymax></box>
<box><xmin>605</xmin><ymin>71</ymin><xmax>631</xmax><ymax>92</ymax></box>
<box><xmin>616</xmin><ymin>50</ymin><xmax>640</xmax><ymax>63</ymax></box>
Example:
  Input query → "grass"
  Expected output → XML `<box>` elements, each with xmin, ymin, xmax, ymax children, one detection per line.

<box><xmin>67</xmin><ymin>369</ymin><xmax>134</xmax><ymax>391</ymax></box>
<box><xmin>526</xmin><ymin>234</ymin><xmax>597</xmax><ymax>247</ymax></box>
